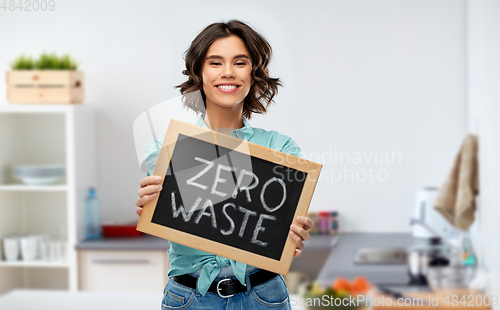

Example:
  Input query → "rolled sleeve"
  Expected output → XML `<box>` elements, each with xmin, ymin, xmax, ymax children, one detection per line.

<box><xmin>280</xmin><ymin>137</ymin><xmax>302</xmax><ymax>158</ymax></box>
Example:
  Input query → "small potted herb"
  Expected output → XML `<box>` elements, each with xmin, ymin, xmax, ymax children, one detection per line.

<box><xmin>7</xmin><ymin>52</ymin><xmax>84</xmax><ymax>104</ymax></box>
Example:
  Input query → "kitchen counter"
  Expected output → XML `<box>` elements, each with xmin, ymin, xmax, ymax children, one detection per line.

<box><xmin>0</xmin><ymin>290</ymin><xmax>311</xmax><ymax>310</ymax></box>
<box><xmin>302</xmin><ymin>234</ymin><xmax>339</xmax><ymax>250</ymax></box>
<box><xmin>75</xmin><ymin>233</ymin><xmax>336</xmax><ymax>251</ymax></box>
<box><xmin>0</xmin><ymin>290</ymin><xmax>161</xmax><ymax>310</ymax></box>
<box><xmin>76</xmin><ymin>232</ymin><xmax>420</xmax><ymax>285</ymax></box>
<box><xmin>316</xmin><ymin>233</ymin><xmax>421</xmax><ymax>286</ymax></box>
<box><xmin>75</xmin><ymin>234</ymin><xmax>169</xmax><ymax>251</ymax></box>
<box><xmin>289</xmin><ymin>234</ymin><xmax>338</xmax><ymax>280</ymax></box>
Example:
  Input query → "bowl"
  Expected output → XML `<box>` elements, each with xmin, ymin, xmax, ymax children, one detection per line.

<box><xmin>12</xmin><ymin>165</ymin><xmax>65</xmax><ymax>185</ymax></box>
<box><xmin>427</xmin><ymin>265</ymin><xmax>477</xmax><ymax>292</ymax></box>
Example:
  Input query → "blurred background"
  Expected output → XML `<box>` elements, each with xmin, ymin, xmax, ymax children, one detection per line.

<box><xmin>0</xmin><ymin>0</ymin><xmax>499</xmax><ymax>309</ymax></box>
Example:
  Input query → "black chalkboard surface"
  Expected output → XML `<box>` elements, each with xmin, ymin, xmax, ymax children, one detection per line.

<box><xmin>137</xmin><ymin>119</ymin><xmax>322</xmax><ymax>274</ymax></box>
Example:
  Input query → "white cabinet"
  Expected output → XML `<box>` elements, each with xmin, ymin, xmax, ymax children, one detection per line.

<box><xmin>78</xmin><ymin>250</ymin><xmax>169</xmax><ymax>292</ymax></box>
<box><xmin>0</xmin><ymin>104</ymin><xmax>96</xmax><ymax>295</ymax></box>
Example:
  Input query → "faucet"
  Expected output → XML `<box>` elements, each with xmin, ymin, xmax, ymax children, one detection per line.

<box><xmin>410</xmin><ymin>217</ymin><xmax>442</xmax><ymax>243</ymax></box>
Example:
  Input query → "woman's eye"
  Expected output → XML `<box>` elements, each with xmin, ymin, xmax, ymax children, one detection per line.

<box><xmin>209</xmin><ymin>61</ymin><xmax>246</xmax><ymax>66</ymax></box>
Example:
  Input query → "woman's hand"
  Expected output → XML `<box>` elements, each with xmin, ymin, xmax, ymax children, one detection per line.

<box><xmin>289</xmin><ymin>216</ymin><xmax>314</xmax><ymax>257</ymax></box>
<box><xmin>135</xmin><ymin>176</ymin><xmax>163</xmax><ymax>216</ymax></box>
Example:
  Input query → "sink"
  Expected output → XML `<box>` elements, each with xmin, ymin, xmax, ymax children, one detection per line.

<box><xmin>353</xmin><ymin>247</ymin><xmax>407</xmax><ymax>265</ymax></box>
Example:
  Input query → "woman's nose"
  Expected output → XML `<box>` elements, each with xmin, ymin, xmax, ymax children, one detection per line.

<box><xmin>220</xmin><ymin>65</ymin><xmax>235</xmax><ymax>78</ymax></box>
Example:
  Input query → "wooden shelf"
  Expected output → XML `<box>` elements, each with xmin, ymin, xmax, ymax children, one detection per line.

<box><xmin>0</xmin><ymin>106</ymin><xmax>96</xmax><ymax>293</ymax></box>
<box><xmin>0</xmin><ymin>185</ymin><xmax>68</xmax><ymax>192</ymax></box>
<box><xmin>0</xmin><ymin>104</ymin><xmax>79</xmax><ymax>113</ymax></box>
<box><xmin>0</xmin><ymin>261</ymin><xmax>70</xmax><ymax>268</ymax></box>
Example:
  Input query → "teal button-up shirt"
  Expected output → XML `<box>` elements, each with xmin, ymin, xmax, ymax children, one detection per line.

<box><xmin>144</xmin><ymin>114</ymin><xmax>301</xmax><ymax>296</ymax></box>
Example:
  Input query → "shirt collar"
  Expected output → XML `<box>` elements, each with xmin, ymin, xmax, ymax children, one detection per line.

<box><xmin>196</xmin><ymin>113</ymin><xmax>254</xmax><ymax>141</ymax></box>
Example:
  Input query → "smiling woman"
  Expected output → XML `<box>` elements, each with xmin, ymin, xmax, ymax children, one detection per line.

<box><xmin>175</xmin><ymin>20</ymin><xmax>282</xmax><ymax>125</ymax></box>
<box><xmin>201</xmin><ymin>35</ymin><xmax>253</xmax><ymax>119</ymax></box>
<box><xmin>135</xmin><ymin>19</ymin><xmax>314</xmax><ymax>310</ymax></box>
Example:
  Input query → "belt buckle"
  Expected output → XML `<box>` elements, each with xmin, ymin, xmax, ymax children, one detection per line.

<box><xmin>216</xmin><ymin>278</ymin><xmax>234</xmax><ymax>298</ymax></box>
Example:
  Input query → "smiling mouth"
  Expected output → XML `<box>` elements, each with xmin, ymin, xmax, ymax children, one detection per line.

<box><xmin>216</xmin><ymin>85</ymin><xmax>240</xmax><ymax>90</ymax></box>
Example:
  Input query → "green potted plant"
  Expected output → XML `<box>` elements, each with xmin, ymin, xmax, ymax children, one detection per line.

<box><xmin>7</xmin><ymin>52</ymin><xmax>84</xmax><ymax>104</ymax></box>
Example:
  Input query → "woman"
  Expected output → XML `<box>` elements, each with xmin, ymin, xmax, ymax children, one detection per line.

<box><xmin>135</xmin><ymin>19</ymin><xmax>314</xmax><ymax>310</ymax></box>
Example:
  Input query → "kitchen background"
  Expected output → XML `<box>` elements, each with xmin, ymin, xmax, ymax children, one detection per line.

<box><xmin>0</xmin><ymin>0</ymin><xmax>499</xmax><ymax>308</ymax></box>
<box><xmin>0</xmin><ymin>0</ymin><xmax>470</xmax><ymax>231</ymax></box>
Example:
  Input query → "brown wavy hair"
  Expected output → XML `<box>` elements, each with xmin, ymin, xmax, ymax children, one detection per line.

<box><xmin>175</xmin><ymin>19</ymin><xmax>282</xmax><ymax>119</ymax></box>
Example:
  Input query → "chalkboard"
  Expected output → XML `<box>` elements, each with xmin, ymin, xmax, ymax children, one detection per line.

<box><xmin>137</xmin><ymin>119</ymin><xmax>322</xmax><ymax>274</ymax></box>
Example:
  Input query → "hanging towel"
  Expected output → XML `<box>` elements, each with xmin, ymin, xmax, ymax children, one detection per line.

<box><xmin>434</xmin><ymin>134</ymin><xmax>479</xmax><ymax>231</ymax></box>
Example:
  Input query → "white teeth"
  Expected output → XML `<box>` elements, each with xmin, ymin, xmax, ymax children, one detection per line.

<box><xmin>217</xmin><ymin>85</ymin><xmax>238</xmax><ymax>90</ymax></box>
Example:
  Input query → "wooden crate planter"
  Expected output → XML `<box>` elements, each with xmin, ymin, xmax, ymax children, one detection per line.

<box><xmin>6</xmin><ymin>71</ymin><xmax>84</xmax><ymax>104</ymax></box>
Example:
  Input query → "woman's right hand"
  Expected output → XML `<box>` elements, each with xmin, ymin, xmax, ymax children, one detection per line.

<box><xmin>135</xmin><ymin>176</ymin><xmax>163</xmax><ymax>216</ymax></box>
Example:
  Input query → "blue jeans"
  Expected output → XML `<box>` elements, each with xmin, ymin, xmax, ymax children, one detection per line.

<box><xmin>161</xmin><ymin>269</ymin><xmax>291</xmax><ymax>309</ymax></box>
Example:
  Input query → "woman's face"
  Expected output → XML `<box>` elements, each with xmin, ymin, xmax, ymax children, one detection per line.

<box><xmin>201</xmin><ymin>35</ymin><xmax>253</xmax><ymax>112</ymax></box>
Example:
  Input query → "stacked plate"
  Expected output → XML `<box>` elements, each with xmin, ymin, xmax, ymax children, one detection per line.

<box><xmin>12</xmin><ymin>165</ymin><xmax>65</xmax><ymax>185</ymax></box>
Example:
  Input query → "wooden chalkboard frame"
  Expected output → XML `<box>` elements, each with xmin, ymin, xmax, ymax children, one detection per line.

<box><xmin>137</xmin><ymin>119</ymin><xmax>322</xmax><ymax>275</ymax></box>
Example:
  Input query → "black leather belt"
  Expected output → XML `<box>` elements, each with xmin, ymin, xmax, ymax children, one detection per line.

<box><xmin>171</xmin><ymin>269</ymin><xmax>278</xmax><ymax>298</ymax></box>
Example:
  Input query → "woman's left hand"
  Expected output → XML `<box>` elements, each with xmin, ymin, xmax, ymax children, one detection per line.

<box><xmin>289</xmin><ymin>216</ymin><xmax>314</xmax><ymax>257</ymax></box>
